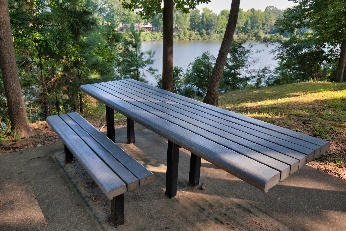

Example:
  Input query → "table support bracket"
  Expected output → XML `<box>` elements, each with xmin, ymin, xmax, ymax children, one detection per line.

<box><xmin>189</xmin><ymin>153</ymin><xmax>201</xmax><ymax>187</ymax></box>
<box><xmin>127</xmin><ymin>117</ymin><xmax>135</xmax><ymax>144</ymax></box>
<box><xmin>111</xmin><ymin>194</ymin><xmax>125</xmax><ymax>226</ymax></box>
<box><xmin>165</xmin><ymin>141</ymin><xmax>180</xmax><ymax>199</ymax></box>
<box><xmin>64</xmin><ymin>145</ymin><xmax>74</xmax><ymax>163</ymax></box>
<box><xmin>106</xmin><ymin>106</ymin><xmax>115</xmax><ymax>142</ymax></box>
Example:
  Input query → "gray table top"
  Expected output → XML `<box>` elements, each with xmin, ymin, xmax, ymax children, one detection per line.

<box><xmin>80</xmin><ymin>79</ymin><xmax>329</xmax><ymax>192</ymax></box>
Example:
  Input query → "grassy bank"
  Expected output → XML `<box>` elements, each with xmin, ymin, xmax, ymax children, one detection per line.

<box><xmin>219</xmin><ymin>81</ymin><xmax>346</xmax><ymax>180</ymax></box>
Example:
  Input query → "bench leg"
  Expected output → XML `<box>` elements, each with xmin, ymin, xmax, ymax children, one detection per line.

<box><xmin>64</xmin><ymin>145</ymin><xmax>74</xmax><ymax>163</ymax></box>
<box><xmin>165</xmin><ymin>141</ymin><xmax>180</xmax><ymax>199</ymax></box>
<box><xmin>127</xmin><ymin>117</ymin><xmax>135</xmax><ymax>144</ymax></box>
<box><xmin>106</xmin><ymin>106</ymin><xmax>115</xmax><ymax>142</ymax></box>
<box><xmin>189</xmin><ymin>153</ymin><xmax>201</xmax><ymax>187</ymax></box>
<box><xmin>111</xmin><ymin>194</ymin><xmax>124</xmax><ymax>226</ymax></box>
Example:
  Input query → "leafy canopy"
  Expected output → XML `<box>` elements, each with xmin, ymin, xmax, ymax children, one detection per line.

<box><xmin>121</xmin><ymin>0</ymin><xmax>211</xmax><ymax>18</ymax></box>
<box><xmin>278</xmin><ymin>0</ymin><xmax>346</xmax><ymax>45</ymax></box>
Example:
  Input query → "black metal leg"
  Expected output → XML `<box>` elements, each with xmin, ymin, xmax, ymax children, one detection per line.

<box><xmin>165</xmin><ymin>141</ymin><xmax>180</xmax><ymax>199</ymax></box>
<box><xmin>189</xmin><ymin>153</ymin><xmax>201</xmax><ymax>187</ymax></box>
<box><xmin>106</xmin><ymin>106</ymin><xmax>115</xmax><ymax>142</ymax></box>
<box><xmin>127</xmin><ymin>117</ymin><xmax>135</xmax><ymax>144</ymax></box>
<box><xmin>111</xmin><ymin>194</ymin><xmax>125</xmax><ymax>226</ymax></box>
<box><xmin>64</xmin><ymin>145</ymin><xmax>73</xmax><ymax>163</ymax></box>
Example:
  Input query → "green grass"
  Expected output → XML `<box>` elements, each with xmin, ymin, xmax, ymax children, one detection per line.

<box><xmin>219</xmin><ymin>81</ymin><xmax>346</xmax><ymax>178</ymax></box>
<box><xmin>219</xmin><ymin>81</ymin><xmax>346</xmax><ymax>139</ymax></box>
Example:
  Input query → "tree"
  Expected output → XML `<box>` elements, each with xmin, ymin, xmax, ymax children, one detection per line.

<box><xmin>278</xmin><ymin>0</ymin><xmax>346</xmax><ymax>82</ymax></box>
<box><xmin>189</xmin><ymin>9</ymin><xmax>201</xmax><ymax>32</ymax></box>
<box><xmin>115</xmin><ymin>28</ymin><xmax>156</xmax><ymax>81</ymax></box>
<box><xmin>0</xmin><ymin>0</ymin><xmax>31</xmax><ymax>137</ymax></box>
<box><xmin>8</xmin><ymin>0</ymin><xmax>127</xmax><ymax>119</ymax></box>
<box><xmin>273</xmin><ymin>37</ymin><xmax>333</xmax><ymax>84</ymax></box>
<box><xmin>200</xmin><ymin>8</ymin><xmax>217</xmax><ymax>35</ymax></box>
<box><xmin>217</xmin><ymin>10</ymin><xmax>229</xmax><ymax>35</ymax></box>
<box><xmin>184</xmin><ymin>52</ymin><xmax>215</xmax><ymax>97</ymax></box>
<box><xmin>222</xmin><ymin>41</ymin><xmax>252</xmax><ymax>91</ymax></box>
<box><xmin>203</xmin><ymin>0</ymin><xmax>240</xmax><ymax>106</ymax></box>
<box><xmin>121</xmin><ymin>0</ymin><xmax>210</xmax><ymax>91</ymax></box>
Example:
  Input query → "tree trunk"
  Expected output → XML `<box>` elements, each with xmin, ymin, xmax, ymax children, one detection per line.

<box><xmin>0</xmin><ymin>0</ymin><xmax>32</xmax><ymax>137</ymax></box>
<box><xmin>162</xmin><ymin>0</ymin><xmax>174</xmax><ymax>91</ymax></box>
<box><xmin>335</xmin><ymin>40</ymin><xmax>346</xmax><ymax>82</ymax></box>
<box><xmin>203</xmin><ymin>0</ymin><xmax>240</xmax><ymax>106</ymax></box>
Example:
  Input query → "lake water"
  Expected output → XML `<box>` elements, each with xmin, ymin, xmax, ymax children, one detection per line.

<box><xmin>141</xmin><ymin>41</ymin><xmax>277</xmax><ymax>85</ymax></box>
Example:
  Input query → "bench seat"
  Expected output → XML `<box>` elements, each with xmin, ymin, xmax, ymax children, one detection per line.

<box><xmin>47</xmin><ymin>112</ymin><xmax>155</xmax><ymax>226</ymax></box>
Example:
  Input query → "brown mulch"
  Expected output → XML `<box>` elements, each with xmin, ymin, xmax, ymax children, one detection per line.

<box><xmin>1</xmin><ymin>119</ymin><xmax>345</xmax><ymax>182</ymax></box>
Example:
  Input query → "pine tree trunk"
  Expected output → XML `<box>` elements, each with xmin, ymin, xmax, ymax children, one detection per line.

<box><xmin>335</xmin><ymin>40</ymin><xmax>346</xmax><ymax>82</ymax></box>
<box><xmin>162</xmin><ymin>0</ymin><xmax>174</xmax><ymax>91</ymax></box>
<box><xmin>203</xmin><ymin>0</ymin><xmax>240</xmax><ymax>106</ymax></box>
<box><xmin>0</xmin><ymin>0</ymin><xmax>32</xmax><ymax>137</ymax></box>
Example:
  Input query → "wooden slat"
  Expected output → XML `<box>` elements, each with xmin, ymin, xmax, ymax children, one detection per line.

<box><xmin>47</xmin><ymin>115</ymin><xmax>127</xmax><ymax>199</ymax></box>
<box><xmin>120</xmin><ymin>80</ymin><xmax>321</xmax><ymax>150</ymax></box>
<box><xmin>67</xmin><ymin>112</ymin><xmax>155</xmax><ymax>187</ymax></box>
<box><xmin>125</xmin><ymin>79</ymin><xmax>329</xmax><ymax>149</ymax></box>
<box><xmin>59</xmin><ymin>113</ymin><xmax>140</xmax><ymax>191</ymax></box>
<box><xmin>96</xmin><ymin>83</ymin><xmax>293</xmax><ymax>181</ymax></box>
<box><xmin>105</xmin><ymin>82</ymin><xmax>304</xmax><ymax>170</ymax></box>
<box><xmin>119</xmin><ymin>80</ymin><xmax>330</xmax><ymax>162</ymax></box>
<box><xmin>80</xmin><ymin>83</ymin><xmax>281</xmax><ymax>192</ymax></box>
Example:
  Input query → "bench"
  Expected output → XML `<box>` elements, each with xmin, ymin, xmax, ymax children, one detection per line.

<box><xmin>80</xmin><ymin>79</ymin><xmax>330</xmax><ymax>197</ymax></box>
<box><xmin>46</xmin><ymin>112</ymin><xmax>155</xmax><ymax>226</ymax></box>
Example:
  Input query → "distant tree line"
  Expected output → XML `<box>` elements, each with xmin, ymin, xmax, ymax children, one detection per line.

<box><xmin>126</xmin><ymin>6</ymin><xmax>285</xmax><ymax>42</ymax></box>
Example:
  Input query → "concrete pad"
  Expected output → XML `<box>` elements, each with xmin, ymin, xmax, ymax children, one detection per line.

<box><xmin>1</xmin><ymin>123</ymin><xmax>345</xmax><ymax>230</ymax></box>
<box><xmin>0</xmin><ymin>143</ymin><xmax>103</xmax><ymax>230</ymax></box>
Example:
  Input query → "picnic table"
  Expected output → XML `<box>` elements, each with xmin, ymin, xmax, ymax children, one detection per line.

<box><xmin>80</xmin><ymin>79</ymin><xmax>329</xmax><ymax>198</ymax></box>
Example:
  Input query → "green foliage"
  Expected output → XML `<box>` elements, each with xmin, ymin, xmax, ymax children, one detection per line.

<box><xmin>273</xmin><ymin>0</ymin><xmax>345</xmax><ymax>84</ymax></box>
<box><xmin>120</xmin><ymin>2</ymin><xmax>285</xmax><ymax>42</ymax></box>
<box><xmin>114</xmin><ymin>28</ymin><xmax>157</xmax><ymax>82</ymax></box>
<box><xmin>121</xmin><ymin>0</ymin><xmax>211</xmax><ymax>19</ymax></box>
<box><xmin>278</xmin><ymin>0</ymin><xmax>345</xmax><ymax>46</ymax></box>
<box><xmin>222</xmin><ymin>41</ymin><xmax>252</xmax><ymax>91</ymax></box>
<box><xmin>8</xmin><ymin>0</ymin><xmax>157</xmax><ymax>122</ymax></box>
<box><xmin>156</xmin><ymin>66</ymin><xmax>186</xmax><ymax>95</ymax></box>
<box><xmin>271</xmin><ymin>37</ymin><xmax>336</xmax><ymax>85</ymax></box>
<box><xmin>157</xmin><ymin>41</ymin><xmax>254</xmax><ymax>98</ymax></box>
<box><xmin>0</xmin><ymin>73</ymin><xmax>10</xmax><ymax>136</ymax></box>
<box><xmin>184</xmin><ymin>52</ymin><xmax>215</xmax><ymax>97</ymax></box>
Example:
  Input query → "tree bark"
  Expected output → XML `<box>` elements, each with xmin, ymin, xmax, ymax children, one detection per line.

<box><xmin>335</xmin><ymin>40</ymin><xmax>346</xmax><ymax>82</ymax></box>
<box><xmin>162</xmin><ymin>0</ymin><xmax>174</xmax><ymax>91</ymax></box>
<box><xmin>0</xmin><ymin>0</ymin><xmax>32</xmax><ymax>137</ymax></box>
<box><xmin>203</xmin><ymin>0</ymin><xmax>240</xmax><ymax>106</ymax></box>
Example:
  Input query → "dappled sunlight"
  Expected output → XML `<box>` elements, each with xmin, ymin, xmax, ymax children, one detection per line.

<box><xmin>220</xmin><ymin>82</ymin><xmax>346</xmax><ymax>107</ymax></box>
<box><xmin>220</xmin><ymin>82</ymin><xmax>346</xmax><ymax>181</ymax></box>
<box><xmin>146</xmin><ymin>164</ymin><xmax>167</xmax><ymax>173</ymax></box>
<box><xmin>234</xmin><ymin>89</ymin><xmax>346</xmax><ymax>109</ymax></box>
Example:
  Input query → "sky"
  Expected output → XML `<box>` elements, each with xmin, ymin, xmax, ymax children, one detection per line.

<box><xmin>197</xmin><ymin>0</ymin><xmax>297</xmax><ymax>13</ymax></box>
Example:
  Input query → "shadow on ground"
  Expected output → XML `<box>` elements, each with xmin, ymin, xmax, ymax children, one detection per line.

<box><xmin>1</xmin><ymin>123</ymin><xmax>345</xmax><ymax>230</ymax></box>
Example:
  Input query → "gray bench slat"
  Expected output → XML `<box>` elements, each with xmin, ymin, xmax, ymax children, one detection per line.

<box><xmin>46</xmin><ymin>115</ymin><xmax>127</xmax><ymax>199</ymax></box>
<box><xmin>58</xmin><ymin>113</ymin><xmax>140</xmax><ymax>191</ymax></box>
<box><xmin>125</xmin><ymin>79</ymin><xmax>329</xmax><ymax>149</ymax></box>
<box><xmin>96</xmin><ymin>83</ymin><xmax>293</xmax><ymax>180</ymax></box>
<box><xmin>119</xmin><ymin>80</ymin><xmax>320</xmax><ymax>153</ymax></box>
<box><xmin>80</xmin><ymin>84</ymin><xmax>281</xmax><ymax>192</ymax></box>
<box><xmin>118</xmin><ymin>80</ymin><xmax>328</xmax><ymax>161</ymax></box>
<box><xmin>106</xmin><ymin>82</ymin><xmax>305</xmax><ymax>169</ymax></box>
<box><xmin>67</xmin><ymin>112</ymin><xmax>155</xmax><ymax>187</ymax></box>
